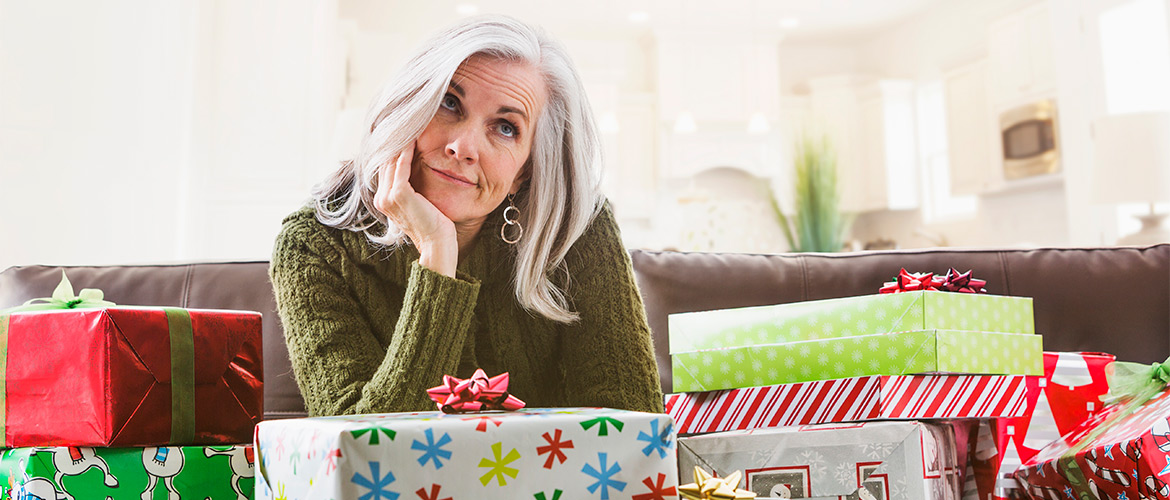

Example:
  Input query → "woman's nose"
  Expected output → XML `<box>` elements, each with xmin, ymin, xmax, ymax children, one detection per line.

<box><xmin>445</xmin><ymin>125</ymin><xmax>479</xmax><ymax>164</ymax></box>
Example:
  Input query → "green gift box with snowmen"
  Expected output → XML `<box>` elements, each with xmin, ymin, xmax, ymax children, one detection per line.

<box><xmin>0</xmin><ymin>445</ymin><xmax>253</xmax><ymax>500</ymax></box>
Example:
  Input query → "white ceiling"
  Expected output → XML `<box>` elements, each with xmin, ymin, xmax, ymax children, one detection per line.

<box><xmin>341</xmin><ymin>0</ymin><xmax>943</xmax><ymax>43</ymax></box>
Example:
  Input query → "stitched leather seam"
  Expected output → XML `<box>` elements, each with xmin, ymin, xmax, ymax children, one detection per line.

<box><xmin>998</xmin><ymin>251</ymin><xmax>1011</xmax><ymax>296</ymax></box>
<box><xmin>181</xmin><ymin>265</ymin><xmax>193</xmax><ymax>308</ymax></box>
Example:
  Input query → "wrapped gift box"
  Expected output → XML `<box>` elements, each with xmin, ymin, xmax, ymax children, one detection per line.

<box><xmin>254</xmin><ymin>408</ymin><xmax>677</xmax><ymax>500</ymax></box>
<box><xmin>672</xmin><ymin>329</ymin><xmax>1043</xmax><ymax>393</ymax></box>
<box><xmin>0</xmin><ymin>444</ymin><xmax>254</xmax><ymax>500</ymax></box>
<box><xmin>678</xmin><ymin>421</ymin><xmax>962</xmax><ymax>499</ymax></box>
<box><xmin>667</xmin><ymin>374</ymin><xmax>1034</xmax><ymax>435</ymax></box>
<box><xmin>1014</xmin><ymin>386</ymin><xmax>1170</xmax><ymax>500</ymax></box>
<box><xmin>669</xmin><ymin>291</ymin><xmax>1034</xmax><ymax>353</ymax></box>
<box><xmin>0</xmin><ymin>307</ymin><xmax>263</xmax><ymax>447</ymax></box>
<box><xmin>966</xmin><ymin>352</ymin><xmax>1114</xmax><ymax>500</ymax></box>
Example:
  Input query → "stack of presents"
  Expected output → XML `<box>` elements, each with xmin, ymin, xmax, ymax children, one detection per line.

<box><xmin>0</xmin><ymin>273</ymin><xmax>262</xmax><ymax>499</ymax></box>
<box><xmin>665</xmin><ymin>268</ymin><xmax>1170</xmax><ymax>500</ymax></box>
<box><xmin>5</xmin><ymin>268</ymin><xmax>1170</xmax><ymax>499</ymax></box>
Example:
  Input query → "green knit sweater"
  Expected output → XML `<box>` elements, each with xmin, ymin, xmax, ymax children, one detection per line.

<box><xmin>269</xmin><ymin>202</ymin><xmax>664</xmax><ymax>416</ymax></box>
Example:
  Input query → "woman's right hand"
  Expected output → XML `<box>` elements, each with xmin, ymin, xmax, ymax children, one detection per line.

<box><xmin>374</xmin><ymin>142</ymin><xmax>458</xmax><ymax>277</ymax></box>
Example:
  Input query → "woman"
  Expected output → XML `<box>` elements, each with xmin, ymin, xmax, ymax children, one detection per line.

<box><xmin>270</xmin><ymin>16</ymin><xmax>664</xmax><ymax>416</ymax></box>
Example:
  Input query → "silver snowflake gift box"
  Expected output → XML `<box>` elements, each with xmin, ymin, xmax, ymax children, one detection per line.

<box><xmin>254</xmin><ymin>408</ymin><xmax>678</xmax><ymax>500</ymax></box>
<box><xmin>678</xmin><ymin>421</ymin><xmax>962</xmax><ymax>500</ymax></box>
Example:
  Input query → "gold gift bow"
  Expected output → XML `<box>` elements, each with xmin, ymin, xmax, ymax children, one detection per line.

<box><xmin>679</xmin><ymin>466</ymin><xmax>756</xmax><ymax>500</ymax></box>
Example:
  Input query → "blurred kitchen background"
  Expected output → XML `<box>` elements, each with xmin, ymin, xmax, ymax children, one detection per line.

<box><xmin>2</xmin><ymin>0</ymin><xmax>1168</xmax><ymax>269</ymax></box>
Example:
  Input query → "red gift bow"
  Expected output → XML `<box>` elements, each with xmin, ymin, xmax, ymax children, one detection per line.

<box><xmin>426</xmin><ymin>369</ymin><xmax>526</xmax><ymax>414</ymax></box>
<box><xmin>938</xmin><ymin>268</ymin><xmax>987</xmax><ymax>293</ymax></box>
<box><xmin>879</xmin><ymin>268</ymin><xmax>987</xmax><ymax>294</ymax></box>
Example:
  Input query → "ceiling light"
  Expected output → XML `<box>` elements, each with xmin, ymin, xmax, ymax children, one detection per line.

<box><xmin>747</xmin><ymin>112</ymin><xmax>770</xmax><ymax>134</ymax></box>
<box><xmin>674</xmin><ymin>112</ymin><xmax>697</xmax><ymax>134</ymax></box>
<box><xmin>456</xmin><ymin>4</ymin><xmax>479</xmax><ymax>16</ymax></box>
<box><xmin>628</xmin><ymin>11</ymin><xmax>650</xmax><ymax>23</ymax></box>
<box><xmin>780</xmin><ymin>17</ymin><xmax>800</xmax><ymax>29</ymax></box>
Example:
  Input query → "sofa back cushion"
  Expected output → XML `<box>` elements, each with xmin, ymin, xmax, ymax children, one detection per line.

<box><xmin>632</xmin><ymin>246</ymin><xmax>1170</xmax><ymax>392</ymax></box>
<box><xmin>2</xmin><ymin>244</ymin><xmax>1166</xmax><ymax>417</ymax></box>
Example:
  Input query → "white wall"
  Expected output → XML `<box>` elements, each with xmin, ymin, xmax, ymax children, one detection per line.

<box><xmin>855</xmin><ymin>0</ymin><xmax>1041</xmax><ymax>78</ymax></box>
<box><xmin>778</xmin><ymin>45</ymin><xmax>859</xmax><ymax>94</ymax></box>
<box><xmin>0</xmin><ymin>0</ymin><xmax>340</xmax><ymax>271</ymax></box>
<box><xmin>1</xmin><ymin>1</ymin><xmax>197</xmax><ymax>269</ymax></box>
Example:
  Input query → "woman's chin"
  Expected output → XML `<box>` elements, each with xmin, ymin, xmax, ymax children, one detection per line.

<box><xmin>423</xmin><ymin>197</ymin><xmax>476</xmax><ymax>227</ymax></box>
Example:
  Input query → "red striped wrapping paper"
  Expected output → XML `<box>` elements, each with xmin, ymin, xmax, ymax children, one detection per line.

<box><xmin>665</xmin><ymin>374</ymin><xmax>1034</xmax><ymax>435</ymax></box>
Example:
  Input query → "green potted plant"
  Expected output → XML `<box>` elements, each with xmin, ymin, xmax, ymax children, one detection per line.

<box><xmin>770</xmin><ymin>134</ymin><xmax>854</xmax><ymax>252</ymax></box>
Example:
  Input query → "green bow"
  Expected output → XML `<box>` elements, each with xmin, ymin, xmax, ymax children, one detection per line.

<box><xmin>0</xmin><ymin>271</ymin><xmax>115</xmax><ymax>314</ymax></box>
<box><xmin>1102</xmin><ymin>356</ymin><xmax>1170</xmax><ymax>407</ymax></box>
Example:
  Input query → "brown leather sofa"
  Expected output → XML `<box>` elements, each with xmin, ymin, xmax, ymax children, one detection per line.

<box><xmin>2</xmin><ymin>245</ymin><xmax>1167</xmax><ymax>420</ymax></box>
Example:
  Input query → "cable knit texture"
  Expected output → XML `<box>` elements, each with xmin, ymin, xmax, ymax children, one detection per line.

<box><xmin>270</xmin><ymin>202</ymin><xmax>664</xmax><ymax>416</ymax></box>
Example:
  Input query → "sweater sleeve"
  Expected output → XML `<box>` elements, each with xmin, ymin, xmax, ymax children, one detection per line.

<box><xmin>560</xmin><ymin>204</ymin><xmax>665</xmax><ymax>413</ymax></box>
<box><xmin>270</xmin><ymin>212</ymin><xmax>480</xmax><ymax>416</ymax></box>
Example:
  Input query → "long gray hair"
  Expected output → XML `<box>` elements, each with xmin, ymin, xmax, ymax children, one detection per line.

<box><xmin>312</xmin><ymin>16</ymin><xmax>604</xmax><ymax>323</ymax></box>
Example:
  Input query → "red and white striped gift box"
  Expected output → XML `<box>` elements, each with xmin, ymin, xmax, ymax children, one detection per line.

<box><xmin>665</xmin><ymin>374</ymin><xmax>1033</xmax><ymax>435</ymax></box>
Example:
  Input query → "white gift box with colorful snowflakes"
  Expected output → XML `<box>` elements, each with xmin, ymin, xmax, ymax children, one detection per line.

<box><xmin>254</xmin><ymin>407</ymin><xmax>678</xmax><ymax>500</ymax></box>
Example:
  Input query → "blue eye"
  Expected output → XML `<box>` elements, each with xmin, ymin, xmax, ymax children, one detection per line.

<box><xmin>440</xmin><ymin>94</ymin><xmax>458</xmax><ymax>111</ymax></box>
<box><xmin>499</xmin><ymin>122</ymin><xmax>517</xmax><ymax>138</ymax></box>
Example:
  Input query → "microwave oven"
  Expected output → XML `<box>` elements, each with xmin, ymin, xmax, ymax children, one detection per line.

<box><xmin>1000</xmin><ymin>99</ymin><xmax>1060</xmax><ymax>180</ymax></box>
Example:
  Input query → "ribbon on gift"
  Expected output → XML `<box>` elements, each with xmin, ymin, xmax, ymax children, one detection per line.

<box><xmin>1102</xmin><ymin>356</ymin><xmax>1170</xmax><ymax>407</ymax></box>
<box><xmin>938</xmin><ymin>268</ymin><xmax>988</xmax><ymax>293</ymax></box>
<box><xmin>426</xmin><ymin>368</ymin><xmax>526</xmax><ymax>414</ymax></box>
<box><xmin>0</xmin><ymin>270</ymin><xmax>115</xmax><ymax>314</ymax></box>
<box><xmin>678</xmin><ymin>466</ymin><xmax>756</xmax><ymax>500</ymax></box>
<box><xmin>879</xmin><ymin>269</ymin><xmax>937</xmax><ymax>293</ymax></box>
<box><xmin>879</xmin><ymin>268</ymin><xmax>988</xmax><ymax>294</ymax></box>
<box><xmin>0</xmin><ymin>271</ymin><xmax>195</xmax><ymax>445</ymax></box>
<box><xmin>1031</xmin><ymin>356</ymin><xmax>1170</xmax><ymax>500</ymax></box>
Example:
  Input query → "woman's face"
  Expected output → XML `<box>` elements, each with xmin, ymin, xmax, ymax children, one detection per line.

<box><xmin>411</xmin><ymin>55</ymin><xmax>547</xmax><ymax>228</ymax></box>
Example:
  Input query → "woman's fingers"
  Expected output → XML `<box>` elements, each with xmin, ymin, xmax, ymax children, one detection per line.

<box><xmin>393</xmin><ymin>142</ymin><xmax>413</xmax><ymax>193</ymax></box>
<box><xmin>371</xmin><ymin>141</ymin><xmax>457</xmax><ymax>276</ymax></box>
<box><xmin>375</xmin><ymin>141</ymin><xmax>415</xmax><ymax>214</ymax></box>
<box><xmin>373</xmin><ymin>141</ymin><xmax>454</xmax><ymax>239</ymax></box>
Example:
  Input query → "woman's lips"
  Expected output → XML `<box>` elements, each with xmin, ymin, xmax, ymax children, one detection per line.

<box><xmin>427</xmin><ymin>164</ymin><xmax>476</xmax><ymax>187</ymax></box>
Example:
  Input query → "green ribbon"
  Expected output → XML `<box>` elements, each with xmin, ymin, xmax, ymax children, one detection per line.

<box><xmin>0</xmin><ymin>270</ymin><xmax>115</xmax><ymax>314</ymax></box>
<box><xmin>1102</xmin><ymin>356</ymin><xmax>1170</xmax><ymax>407</ymax></box>
<box><xmin>1048</xmin><ymin>356</ymin><xmax>1170</xmax><ymax>498</ymax></box>
<box><xmin>165</xmin><ymin>308</ymin><xmax>196</xmax><ymax>444</ymax></box>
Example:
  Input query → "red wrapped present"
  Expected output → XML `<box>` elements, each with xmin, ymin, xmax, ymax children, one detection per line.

<box><xmin>0</xmin><ymin>273</ymin><xmax>262</xmax><ymax>447</ymax></box>
<box><xmin>966</xmin><ymin>352</ymin><xmax>1114</xmax><ymax>500</ymax></box>
<box><xmin>666</xmin><ymin>374</ymin><xmax>1033</xmax><ymax>435</ymax></box>
<box><xmin>1015</xmin><ymin>357</ymin><xmax>1170</xmax><ymax>500</ymax></box>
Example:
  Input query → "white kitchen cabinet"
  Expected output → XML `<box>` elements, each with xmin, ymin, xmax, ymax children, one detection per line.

<box><xmin>654</xmin><ymin>31</ymin><xmax>780</xmax><ymax>125</ymax></box>
<box><xmin>988</xmin><ymin>3</ymin><xmax>1057</xmax><ymax>108</ymax></box>
<box><xmin>808</xmin><ymin>76</ymin><xmax>864</xmax><ymax>211</ymax></box>
<box><xmin>807</xmin><ymin>77</ymin><xmax>918</xmax><ymax>213</ymax></box>
<box><xmin>859</xmin><ymin>80</ymin><xmax>918</xmax><ymax>211</ymax></box>
<box><xmin>945</xmin><ymin>60</ymin><xmax>1001</xmax><ymax>195</ymax></box>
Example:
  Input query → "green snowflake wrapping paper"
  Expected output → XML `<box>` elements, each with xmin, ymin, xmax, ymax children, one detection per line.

<box><xmin>678</xmin><ymin>421</ymin><xmax>962</xmax><ymax>500</ymax></box>
<box><xmin>254</xmin><ymin>408</ymin><xmax>678</xmax><ymax>500</ymax></box>
<box><xmin>0</xmin><ymin>445</ymin><xmax>254</xmax><ymax>500</ymax></box>
<box><xmin>669</xmin><ymin>291</ymin><xmax>1034</xmax><ymax>353</ymax></box>
<box><xmin>671</xmin><ymin>329</ymin><xmax>1043</xmax><ymax>393</ymax></box>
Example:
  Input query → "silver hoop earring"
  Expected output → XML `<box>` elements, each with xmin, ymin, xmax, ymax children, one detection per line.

<box><xmin>501</xmin><ymin>194</ymin><xmax>523</xmax><ymax>244</ymax></box>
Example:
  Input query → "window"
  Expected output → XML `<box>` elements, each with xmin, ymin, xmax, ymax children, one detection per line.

<box><xmin>1098</xmin><ymin>0</ymin><xmax>1170</xmax><ymax>235</ymax></box>
<box><xmin>916</xmin><ymin>81</ymin><xmax>977</xmax><ymax>222</ymax></box>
